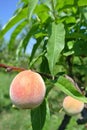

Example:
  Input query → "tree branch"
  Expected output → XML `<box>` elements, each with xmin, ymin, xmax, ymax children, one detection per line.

<box><xmin>0</xmin><ymin>63</ymin><xmax>26</xmax><ymax>72</ymax></box>
<box><xmin>58</xmin><ymin>114</ymin><xmax>71</xmax><ymax>130</ymax></box>
<box><xmin>0</xmin><ymin>63</ymin><xmax>54</xmax><ymax>79</ymax></box>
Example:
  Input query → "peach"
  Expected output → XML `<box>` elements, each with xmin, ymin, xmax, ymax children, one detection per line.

<box><xmin>9</xmin><ymin>70</ymin><xmax>46</xmax><ymax>109</ymax></box>
<box><xmin>63</xmin><ymin>96</ymin><xmax>84</xmax><ymax>115</ymax></box>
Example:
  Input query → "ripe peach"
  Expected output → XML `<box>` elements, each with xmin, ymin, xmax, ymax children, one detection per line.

<box><xmin>63</xmin><ymin>96</ymin><xmax>84</xmax><ymax>116</ymax></box>
<box><xmin>9</xmin><ymin>70</ymin><xmax>46</xmax><ymax>109</ymax></box>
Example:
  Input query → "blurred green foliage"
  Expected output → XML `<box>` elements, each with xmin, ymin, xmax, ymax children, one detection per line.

<box><xmin>0</xmin><ymin>0</ymin><xmax>87</xmax><ymax>129</ymax></box>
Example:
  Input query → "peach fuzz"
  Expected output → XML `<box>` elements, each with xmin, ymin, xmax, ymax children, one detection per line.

<box><xmin>9</xmin><ymin>70</ymin><xmax>46</xmax><ymax>109</ymax></box>
<box><xmin>63</xmin><ymin>96</ymin><xmax>84</xmax><ymax>116</ymax></box>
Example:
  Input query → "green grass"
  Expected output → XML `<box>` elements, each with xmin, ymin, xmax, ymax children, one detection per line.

<box><xmin>0</xmin><ymin>71</ymin><xmax>86</xmax><ymax>130</ymax></box>
<box><xmin>0</xmin><ymin>109</ymin><xmax>32</xmax><ymax>130</ymax></box>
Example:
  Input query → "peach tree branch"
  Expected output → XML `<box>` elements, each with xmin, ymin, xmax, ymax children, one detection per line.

<box><xmin>0</xmin><ymin>63</ymin><xmax>53</xmax><ymax>79</ymax></box>
<box><xmin>0</xmin><ymin>63</ymin><xmax>26</xmax><ymax>72</ymax></box>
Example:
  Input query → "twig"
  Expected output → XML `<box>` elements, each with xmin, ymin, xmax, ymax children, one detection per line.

<box><xmin>0</xmin><ymin>63</ymin><xmax>26</xmax><ymax>72</ymax></box>
<box><xmin>0</xmin><ymin>63</ymin><xmax>54</xmax><ymax>79</ymax></box>
<box><xmin>37</xmin><ymin>71</ymin><xmax>53</xmax><ymax>80</ymax></box>
<box><xmin>58</xmin><ymin>114</ymin><xmax>71</xmax><ymax>130</ymax></box>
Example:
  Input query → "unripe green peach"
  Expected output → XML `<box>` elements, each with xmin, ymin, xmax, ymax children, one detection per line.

<box><xmin>9</xmin><ymin>70</ymin><xmax>46</xmax><ymax>109</ymax></box>
<box><xmin>63</xmin><ymin>96</ymin><xmax>84</xmax><ymax>116</ymax></box>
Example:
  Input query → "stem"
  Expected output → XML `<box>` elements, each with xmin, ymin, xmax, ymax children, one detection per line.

<box><xmin>37</xmin><ymin>71</ymin><xmax>53</xmax><ymax>79</ymax></box>
<box><xmin>0</xmin><ymin>63</ymin><xmax>26</xmax><ymax>72</ymax></box>
<box><xmin>51</xmin><ymin>0</ymin><xmax>57</xmax><ymax>20</ymax></box>
<box><xmin>58</xmin><ymin>114</ymin><xmax>71</xmax><ymax>130</ymax></box>
<box><xmin>0</xmin><ymin>63</ymin><xmax>54</xmax><ymax>79</ymax></box>
<box><xmin>66</xmin><ymin>55</ymin><xmax>73</xmax><ymax>77</ymax></box>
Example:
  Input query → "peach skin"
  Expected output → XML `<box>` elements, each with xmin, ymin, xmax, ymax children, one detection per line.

<box><xmin>9</xmin><ymin>70</ymin><xmax>46</xmax><ymax>109</ymax></box>
<box><xmin>63</xmin><ymin>96</ymin><xmax>84</xmax><ymax>115</ymax></box>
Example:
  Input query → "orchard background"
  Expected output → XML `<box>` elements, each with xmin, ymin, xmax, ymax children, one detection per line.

<box><xmin>0</xmin><ymin>0</ymin><xmax>87</xmax><ymax>129</ymax></box>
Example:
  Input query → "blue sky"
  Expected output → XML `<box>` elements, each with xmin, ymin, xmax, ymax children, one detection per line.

<box><xmin>0</xmin><ymin>0</ymin><xmax>18</xmax><ymax>25</ymax></box>
<box><xmin>0</xmin><ymin>0</ymin><xmax>19</xmax><ymax>40</ymax></box>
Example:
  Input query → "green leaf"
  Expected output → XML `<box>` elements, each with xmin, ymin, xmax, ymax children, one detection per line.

<box><xmin>16</xmin><ymin>23</ymin><xmax>40</xmax><ymax>59</ymax></box>
<box><xmin>66</xmin><ymin>32</ymin><xmax>87</xmax><ymax>41</ymax></box>
<box><xmin>0</xmin><ymin>7</ymin><xmax>28</xmax><ymax>38</ymax></box>
<box><xmin>63</xmin><ymin>51</ymin><xmax>74</xmax><ymax>56</ymax></box>
<box><xmin>20</xmin><ymin>0</ymin><xmax>29</xmax><ymax>4</ymax></box>
<box><xmin>31</xmin><ymin>100</ymin><xmax>46</xmax><ymax>130</ymax></box>
<box><xmin>34</xmin><ymin>4</ymin><xmax>49</xmax><ymax>23</ymax></box>
<box><xmin>40</xmin><ymin>56</ymin><xmax>50</xmax><ymax>74</ymax></box>
<box><xmin>23</xmin><ymin>23</ymin><xmax>39</xmax><ymax>50</ymax></box>
<box><xmin>28</xmin><ymin>0</ymin><xmax>38</xmax><ymax>20</ymax></box>
<box><xmin>82</xmin><ymin>7</ymin><xmax>87</xmax><ymax>21</ymax></box>
<box><xmin>65</xmin><ymin>16</ymin><xmax>76</xmax><ymax>24</ymax></box>
<box><xmin>73</xmin><ymin>41</ymin><xmax>87</xmax><ymax>56</ymax></box>
<box><xmin>29</xmin><ymin>50</ymin><xmax>46</xmax><ymax>68</ymax></box>
<box><xmin>55</xmin><ymin>76</ymin><xmax>87</xmax><ymax>103</ymax></box>
<box><xmin>47</xmin><ymin>22</ymin><xmax>65</xmax><ymax>75</ymax></box>
<box><xmin>56</xmin><ymin>0</ymin><xmax>74</xmax><ymax>10</ymax></box>
<box><xmin>9</xmin><ymin>19</ymin><xmax>27</xmax><ymax>49</ymax></box>
<box><xmin>43</xmin><ymin>99</ymin><xmax>50</xmax><ymax>130</ymax></box>
<box><xmin>30</xmin><ymin>38</ymin><xmax>42</xmax><ymax>62</ymax></box>
<box><xmin>78</xmin><ymin>0</ymin><xmax>87</xmax><ymax>6</ymax></box>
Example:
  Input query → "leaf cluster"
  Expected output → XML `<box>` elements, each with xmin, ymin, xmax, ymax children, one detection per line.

<box><xmin>0</xmin><ymin>0</ymin><xmax>87</xmax><ymax>129</ymax></box>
